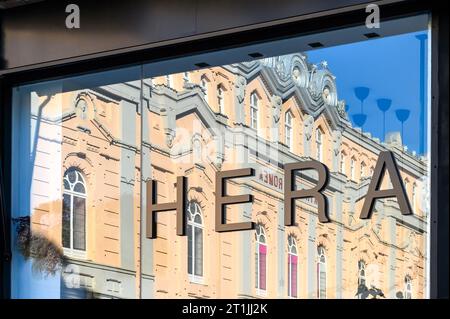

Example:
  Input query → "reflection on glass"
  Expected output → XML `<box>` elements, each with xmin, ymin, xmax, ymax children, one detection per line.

<box><xmin>12</xmin><ymin>67</ymin><xmax>142</xmax><ymax>299</ymax></box>
<box><xmin>11</xmin><ymin>16</ymin><xmax>430</xmax><ymax>299</ymax></box>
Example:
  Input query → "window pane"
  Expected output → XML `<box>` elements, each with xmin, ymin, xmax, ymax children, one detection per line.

<box><xmin>194</xmin><ymin>227</ymin><xmax>203</xmax><ymax>276</ymax></box>
<box><xmin>291</xmin><ymin>258</ymin><xmax>297</xmax><ymax>298</ymax></box>
<box><xmin>12</xmin><ymin>66</ymin><xmax>141</xmax><ymax>299</ymax></box>
<box><xmin>187</xmin><ymin>224</ymin><xmax>193</xmax><ymax>275</ymax></box>
<box><xmin>11</xmin><ymin>13</ymin><xmax>431</xmax><ymax>299</ymax></box>
<box><xmin>255</xmin><ymin>249</ymin><xmax>259</xmax><ymax>289</ymax></box>
<box><xmin>73</xmin><ymin>182</ymin><xmax>85</xmax><ymax>194</ymax></box>
<box><xmin>259</xmin><ymin>250</ymin><xmax>266</xmax><ymax>290</ymax></box>
<box><xmin>73</xmin><ymin>196</ymin><xmax>86</xmax><ymax>251</ymax></box>
<box><xmin>62</xmin><ymin>194</ymin><xmax>71</xmax><ymax>249</ymax></box>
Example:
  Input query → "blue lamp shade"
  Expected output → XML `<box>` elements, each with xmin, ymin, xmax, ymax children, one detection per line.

<box><xmin>395</xmin><ymin>109</ymin><xmax>410</xmax><ymax>123</ymax></box>
<box><xmin>377</xmin><ymin>98</ymin><xmax>392</xmax><ymax>112</ymax></box>
<box><xmin>352</xmin><ymin>113</ymin><xmax>367</xmax><ymax>127</ymax></box>
<box><xmin>415</xmin><ymin>34</ymin><xmax>428</xmax><ymax>41</ymax></box>
<box><xmin>354</xmin><ymin>87</ymin><xmax>370</xmax><ymax>102</ymax></box>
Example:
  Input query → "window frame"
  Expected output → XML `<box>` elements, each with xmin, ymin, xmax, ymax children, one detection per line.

<box><xmin>250</xmin><ymin>91</ymin><xmax>259</xmax><ymax>131</ymax></box>
<box><xmin>62</xmin><ymin>168</ymin><xmax>88</xmax><ymax>260</ymax></box>
<box><xmin>287</xmin><ymin>235</ymin><xmax>298</xmax><ymax>298</ymax></box>
<box><xmin>255</xmin><ymin>224</ymin><xmax>267</xmax><ymax>296</ymax></box>
<box><xmin>187</xmin><ymin>201</ymin><xmax>204</xmax><ymax>284</ymax></box>
<box><xmin>0</xmin><ymin>3</ymin><xmax>446</xmax><ymax>300</ymax></box>
<box><xmin>285</xmin><ymin>111</ymin><xmax>293</xmax><ymax>150</ymax></box>
<box><xmin>317</xmin><ymin>245</ymin><xmax>327</xmax><ymax>299</ymax></box>
<box><xmin>316</xmin><ymin>128</ymin><xmax>323</xmax><ymax>162</ymax></box>
<box><xmin>217</xmin><ymin>84</ymin><xmax>225</xmax><ymax>114</ymax></box>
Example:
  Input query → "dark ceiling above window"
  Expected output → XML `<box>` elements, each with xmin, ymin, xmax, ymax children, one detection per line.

<box><xmin>0</xmin><ymin>0</ymin><xmax>45</xmax><ymax>9</ymax></box>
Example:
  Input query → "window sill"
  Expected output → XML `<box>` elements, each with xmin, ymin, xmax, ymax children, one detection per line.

<box><xmin>63</xmin><ymin>248</ymin><xmax>87</xmax><ymax>260</ymax></box>
<box><xmin>189</xmin><ymin>275</ymin><xmax>205</xmax><ymax>285</ymax></box>
<box><xmin>256</xmin><ymin>288</ymin><xmax>267</xmax><ymax>297</ymax></box>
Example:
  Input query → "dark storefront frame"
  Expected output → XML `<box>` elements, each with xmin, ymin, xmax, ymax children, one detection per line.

<box><xmin>0</xmin><ymin>0</ymin><xmax>448</xmax><ymax>299</ymax></box>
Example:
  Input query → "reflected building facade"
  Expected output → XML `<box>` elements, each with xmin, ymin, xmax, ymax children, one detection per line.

<box><xmin>13</xmin><ymin>53</ymin><xmax>428</xmax><ymax>299</ymax></box>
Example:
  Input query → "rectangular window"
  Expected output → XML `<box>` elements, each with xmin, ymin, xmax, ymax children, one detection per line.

<box><xmin>317</xmin><ymin>263</ymin><xmax>326</xmax><ymax>299</ymax></box>
<box><xmin>194</xmin><ymin>227</ymin><xmax>203</xmax><ymax>277</ymax></box>
<box><xmin>288</xmin><ymin>254</ymin><xmax>298</xmax><ymax>298</ymax></box>
<box><xmin>250</xmin><ymin>93</ymin><xmax>259</xmax><ymax>130</ymax></box>
<box><xmin>259</xmin><ymin>245</ymin><xmax>267</xmax><ymax>291</ymax></box>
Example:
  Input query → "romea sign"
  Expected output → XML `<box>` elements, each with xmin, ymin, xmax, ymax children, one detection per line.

<box><xmin>146</xmin><ymin>151</ymin><xmax>412</xmax><ymax>238</ymax></box>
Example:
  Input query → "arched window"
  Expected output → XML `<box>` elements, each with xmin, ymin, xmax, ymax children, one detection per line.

<box><xmin>285</xmin><ymin>111</ymin><xmax>293</xmax><ymax>150</ymax></box>
<box><xmin>217</xmin><ymin>85</ymin><xmax>225</xmax><ymax>113</ymax></box>
<box><xmin>287</xmin><ymin>235</ymin><xmax>298</xmax><ymax>298</ymax></box>
<box><xmin>369</xmin><ymin>166</ymin><xmax>374</xmax><ymax>177</ymax></box>
<box><xmin>350</xmin><ymin>157</ymin><xmax>356</xmax><ymax>181</ymax></box>
<box><xmin>255</xmin><ymin>224</ymin><xmax>267</xmax><ymax>294</ymax></box>
<box><xmin>250</xmin><ymin>91</ymin><xmax>259</xmax><ymax>130</ymax></box>
<box><xmin>317</xmin><ymin>245</ymin><xmax>327</xmax><ymax>299</ymax></box>
<box><xmin>62</xmin><ymin>168</ymin><xmax>87</xmax><ymax>252</ymax></box>
<box><xmin>316</xmin><ymin>128</ymin><xmax>323</xmax><ymax>162</ymax></box>
<box><xmin>404</xmin><ymin>276</ymin><xmax>412</xmax><ymax>299</ymax></box>
<box><xmin>187</xmin><ymin>201</ymin><xmax>203</xmax><ymax>282</ymax></box>
<box><xmin>340</xmin><ymin>152</ymin><xmax>346</xmax><ymax>174</ymax></box>
<box><xmin>360</xmin><ymin>162</ymin><xmax>366</xmax><ymax>179</ymax></box>
<box><xmin>357</xmin><ymin>260</ymin><xmax>366</xmax><ymax>299</ymax></box>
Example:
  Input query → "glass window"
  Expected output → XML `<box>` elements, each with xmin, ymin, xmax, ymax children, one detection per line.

<box><xmin>62</xmin><ymin>168</ymin><xmax>87</xmax><ymax>253</ymax></box>
<box><xmin>317</xmin><ymin>246</ymin><xmax>326</xmax><ymax>299</ymax></box>
<box><xmin>357</xmin><ymin>260</ymin><xmax>366</xmax><ymax>299</ymax></box>
<box><xmin>360</xmin><ymin>162</ymin><xmax>366</xmax><ymax>179</ymax></box>
<box><xmin>11</xmin><ymin>66</ymin><xmax>142</xmax><ymax>299</ymax></box>
<box><xmin>287</xmin><ymin>235</ymin><xmax>298</xmax><ymax>298</ymax></box>
<box><xmin>10</xmin><ymin>13</ymin><xmax>431</xmax><ymax>299</ymax></box>
<box><xmin>187</xmin><ymin>201</ymin><xmax>203</xmax><ymax>282</ymax></box>
<box><xmin>350</xmin><ymin>158</ymin><xmax>356</xmax><ymax>181</ymax></box>
<box><xmin>285</xmin><ymin>111</ymin><xmax>293</xmax><ymax>150</ymax></box>
<box><xmin>250</xmin><ymin>91</ymin><xmax>259</xmax><ymax>130</ymax></box>
<box><xmin>255</xmin><ymin>224</ymin><xmax>267</xmax><ymax>295</ymax></box>
<box><xmin>316</xmin><ymin>128</ymin><xmax>323</xmax><ymax>162</ymax></box>
<box><xmin>217</xmin><ymin>85</ymin><xmax>225</xmax><ymax>113</ymax></box>
<box><xmin>201</xmin><ymin>75</ymin><xmax>209</xmax><ymax>103</ymax></box>
<box><xmin>404</xmin><ymin>276</ymin><xmax>413</xmax><ymax>299</ymax></box>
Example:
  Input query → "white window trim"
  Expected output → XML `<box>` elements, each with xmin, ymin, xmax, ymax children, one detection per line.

<box><xmin>187</xmin><ymin>202</ymin><xmax>204</xmax><ymax>284</ymax></box>
<box><xmin>255</xmin><ymin>225</ymin><xmax>267</xmax><ymax>296</ymax></box>
<box><xmin>250</xmin><ymin>92</ymin><xmax>259</xmax><ymax>131</ymax></box>
<box><xmin>317</xmin><ymin>246</ymin><xmax>327</xmax><ymax>299</ymax></box>
<box><xmin>188</xmin><ymin>274</ymin><xmax>205</xmax><ymax>285</ymax></box>
<box><xmin>340</xmin><ymin>153</ymin><xmax>346</xmax><ymax>174</ymax></box>
<box><xmin>63</xmin><ymin>247</ymin><xmax>87</xmax><ymax>260</ymax></box>
<box><xmin>63</xmin><ymin>169</ymin><xmax>88</xmax><ymax>259</ymax></box>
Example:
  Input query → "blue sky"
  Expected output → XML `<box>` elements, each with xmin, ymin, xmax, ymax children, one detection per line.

<box><xmin>306</xmin><ymin>31</ymin><xmax>429</xmax><ymax>155</ymax></box>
